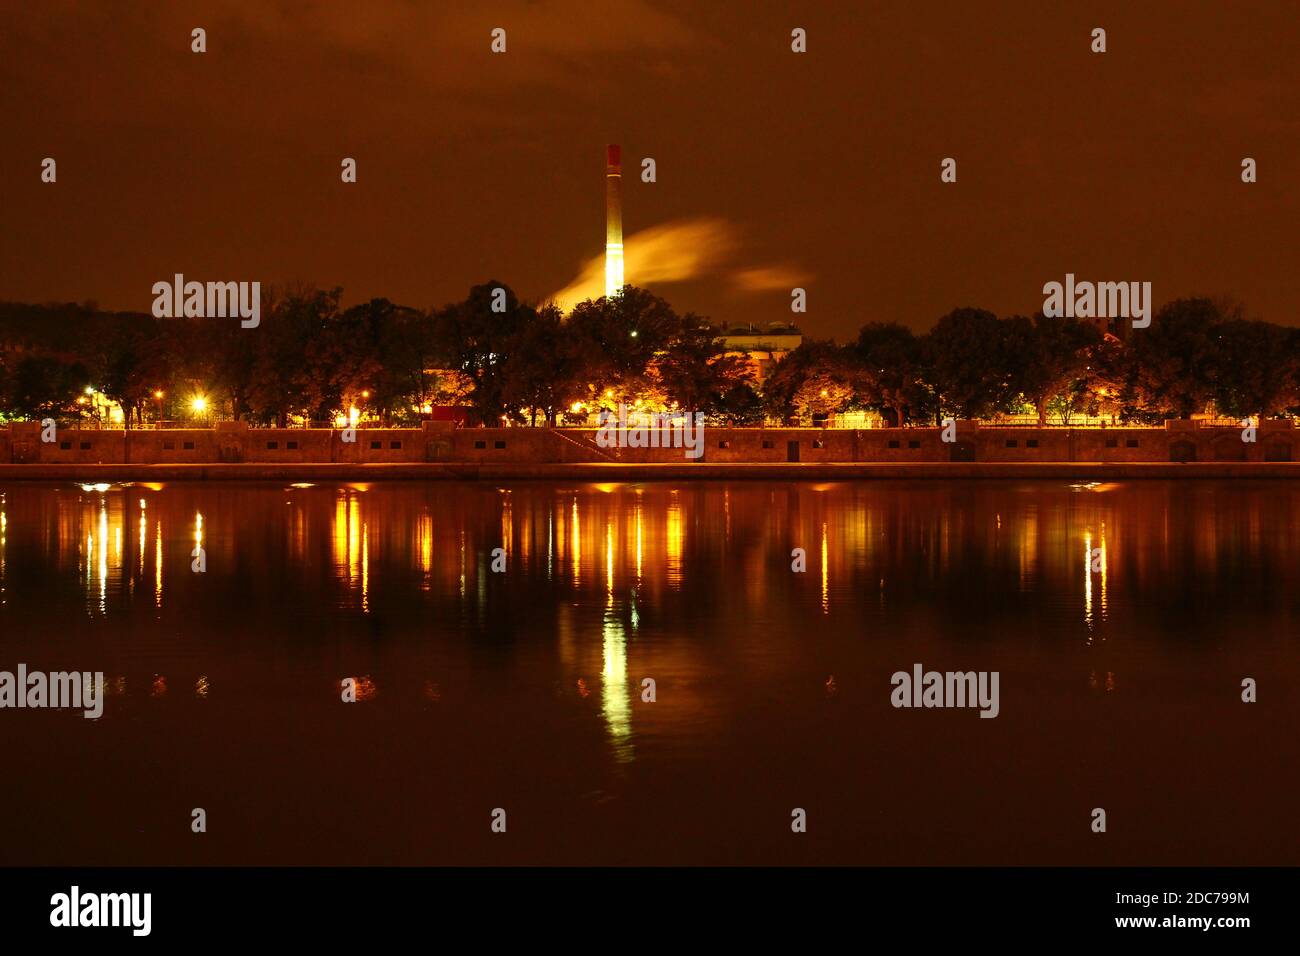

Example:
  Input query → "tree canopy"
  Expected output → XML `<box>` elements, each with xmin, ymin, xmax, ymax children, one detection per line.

<box><xmin>1</xmin><ymin>290</ymin><xmax>1294</xmax><ymax>427</ymax></box>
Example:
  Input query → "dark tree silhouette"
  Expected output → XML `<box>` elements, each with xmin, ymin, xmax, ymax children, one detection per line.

<box><xmin>855</xmin><ymin>322</ymin><xmax>928</xmax><ymax>426</ymax></box>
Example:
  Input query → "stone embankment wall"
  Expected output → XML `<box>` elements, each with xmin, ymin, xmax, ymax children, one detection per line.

<box><xmin>1</xmin><ymin>420</ymin><xmax>1293</xmax><ymax>465</ymax></box>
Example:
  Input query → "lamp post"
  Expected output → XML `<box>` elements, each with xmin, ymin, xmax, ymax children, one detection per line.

<box><xmin>154</xmin><ymin>390</ymin><xmax>165</xmax><ymax>427</ymax></box>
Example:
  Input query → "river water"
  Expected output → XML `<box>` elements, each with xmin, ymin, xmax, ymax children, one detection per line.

<box><xmin>0</xmin><ymin>479</ymin><xmax>1295</xmax><ymax>864</ymax></box>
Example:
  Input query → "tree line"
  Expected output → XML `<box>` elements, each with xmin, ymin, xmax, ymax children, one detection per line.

<box><xmin>0</xmin><ymin>285</ymin><xmax>1294</xmax><ymax>427</ymax></box>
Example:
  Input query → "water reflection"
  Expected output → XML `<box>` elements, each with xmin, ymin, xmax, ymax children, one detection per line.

<box><xmin>602</xmin><ymin>515</ymin><xmax>632</xmax><ymax>762</ymax></box>
<box><xmin>570</xmin><ymin>496</ymin><xmax>580</xmax><ymax>587</ymax></box>
<box><xmin>154</xmin><ymin>519</ymin><xmax>162</xmax><ymax>608</ymax></box>
<box><xmin>665</xmin><ymin>491</ymin><xmax>682</xmax><ymax>587</ymax></box>
<box><xmin>820</xmin><ymin>520</ymin><xmax>829</xmax><ymax>614</ymax></box>
<box><xmin>4</xmin><ymin>479</ymin><xmax>1300</xmax><ymax>769</ymax></box>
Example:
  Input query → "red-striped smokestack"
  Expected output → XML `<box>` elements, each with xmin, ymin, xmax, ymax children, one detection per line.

<box><xmin>605</xmin><ymin>144</ymin><xmax>623</xmax><ymax>298</ymax></box>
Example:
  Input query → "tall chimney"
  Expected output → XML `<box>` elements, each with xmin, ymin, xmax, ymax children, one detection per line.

<box><xmin>604</xmin><ymin>144</ymin><xmax>623</xmax><ymax>299</ymax></box>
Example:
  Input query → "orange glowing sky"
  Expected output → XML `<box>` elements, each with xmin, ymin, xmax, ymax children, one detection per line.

<box><xmin>1</xmin><ymin>1</ymin><xmax>1297</xmax><ymax>337</ymax></box>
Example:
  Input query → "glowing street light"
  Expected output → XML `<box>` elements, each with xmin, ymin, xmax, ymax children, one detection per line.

<box><xmin>191</xmin><ymin>396</ymin><xmax>208</xmax><ymax>414</ymax></box>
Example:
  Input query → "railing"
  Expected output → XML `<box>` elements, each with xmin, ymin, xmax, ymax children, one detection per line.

<box><xmin>988</xmin><ymin>417</ymin><xmax>1120</xmax><ymax>427</ymax></box>
<box><xmin>550</xmin><ymin>428</ymin><xmax>619</xmax><ymax>461</ymax></box>
<box><xmin>9</xmin><ymin>418</ymin><xmax>1298</xmax><ymax>432</ymax></box>
<box><xmin>988</xmin><ymin>421</ymin><xmax>1137</xmax><ymax>428</ymax></box>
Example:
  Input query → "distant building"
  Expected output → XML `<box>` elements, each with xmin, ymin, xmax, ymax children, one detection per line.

<box><xmin>713</xmin><ymin>321</ymin><xmax>802</xmax><ymax>382</ymax></box>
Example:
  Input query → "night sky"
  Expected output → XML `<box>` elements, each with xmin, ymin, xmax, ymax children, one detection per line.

<box><xmin>2</xmin><ymin>1</ymin><xmax>1297</xmax><ymax>339</ymax></box>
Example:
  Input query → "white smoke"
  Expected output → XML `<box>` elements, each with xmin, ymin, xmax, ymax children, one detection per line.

<box><xmin>549</xmin><ymin>216</ymin><xmax>807</xmax><ymax>310</ymax></box>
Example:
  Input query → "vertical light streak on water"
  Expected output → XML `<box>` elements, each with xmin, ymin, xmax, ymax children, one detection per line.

<box><xmin>571</xmin><ymin>497</ymin><xmax>581</xmax><ymax>588</ymax></box>
<box><xmin>605</xmin><ymin>517</ymin><xmax>614</xmax><ymax>597</ymax></box>
<box><xmin>362</xmin><ymin>522</ymin><xmax>370</xmax><ymax>615</ymax></box>
<box><xmin>98</xmin><ymin>504</ymin><xmax>108</xmax><ymax>612</ymax></box>
<box><xmin>1019</xmin><ymin>507</ymin><xmax>1038</xmax><ymax>591</ymax></box>
<box><xmin>635</xmin><ymin>499</ymin><xmax>643</xmax><ymax>586</ymax></box>
<box><xmin>458</xmin><ymin>528</ymin><xmax>466</xmax><ymax>601</ymax></box>
<box><xmin>519</xmin><ymin>497</ymin><xmax>530</xmax><ymax>569</ymax></box>
<box><xmin>154</xmin><ymin>520</ymin><xmax>163</xmax><ymax>608</ymax></box>
<box><xmin>138</xmin><ymin>500</ymin><xmax>147</xmax><ymax>577</ymax></box>
<box><xmin>418</xmin><ymin>512</ymin><xmax>432</xmax><ymax>588</ymax></box>
<box><xmin>821</xmin><ymin>520</ymin><xmax>829</xmax><ymax>615</ymax></box>
<box><xmin>602</xmin><ymin>517</ymin><xmax>632</xmax><ymax>763</ymax></box>
<box><xmin>666</xmin><ymin>491</ymin><xmax>682</xmax><ymax>588</ymax></box>
<box><xmin>336</xmin><ymin>497</ymin><xmax>348</xmax><ymax>584</ymax></box>
<box><xmin>501</xmin><ymin>492</ymin><xmax>512</xmax><ymax>560</ymax></box>
<box><xmin>1084</xmin><ymin>530</ymin><xmax>1094</xmax><ymax>634</ymax></box>
<box><xmin>347</xmin><ymin>499</ymin><xmax>359</xmax><ymax>586</ymax></box>
<box><xmin>1099</xmin><ymin>521</ymin><xmax>1108</xmax><ymax>624</ymax></box>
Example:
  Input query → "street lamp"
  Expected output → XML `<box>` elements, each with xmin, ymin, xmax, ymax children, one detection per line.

<box><xmin>86</xmin><ymin>387</ymin><xmax>106</xmax><ymax>426</ymax></box>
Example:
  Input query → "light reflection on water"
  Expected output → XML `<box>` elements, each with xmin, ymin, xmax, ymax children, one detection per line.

<box><xmin>4</xmin><ymin>481</ymin><xmax>1293</xmax><ymax>709</ymax></box>
<box><xmin>4</xmin><ymin>482</ymin><xmax>1295</xmax><ymax>600</ymax></box>
<box><xmin>1</xmin><ymin>479</ymin><xmax>1298</xmax><ymax>865</ymax></box>
<box><xmin>3</xmin><ymin>480</ymin><xmax>1300</xmax><ymax>627</ymax></box>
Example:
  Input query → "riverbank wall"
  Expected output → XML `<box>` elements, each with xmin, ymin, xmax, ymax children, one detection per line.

<box><xmin>0</xmin><ymin>419</ymin><xmax>1296</xmax><ymax>480</ymax></box>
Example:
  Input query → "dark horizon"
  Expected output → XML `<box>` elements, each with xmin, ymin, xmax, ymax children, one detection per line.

<box><xmin>2</xmin><ymin>1</ymin><xmax>1298</xmax><ymax>335</ymax></box>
